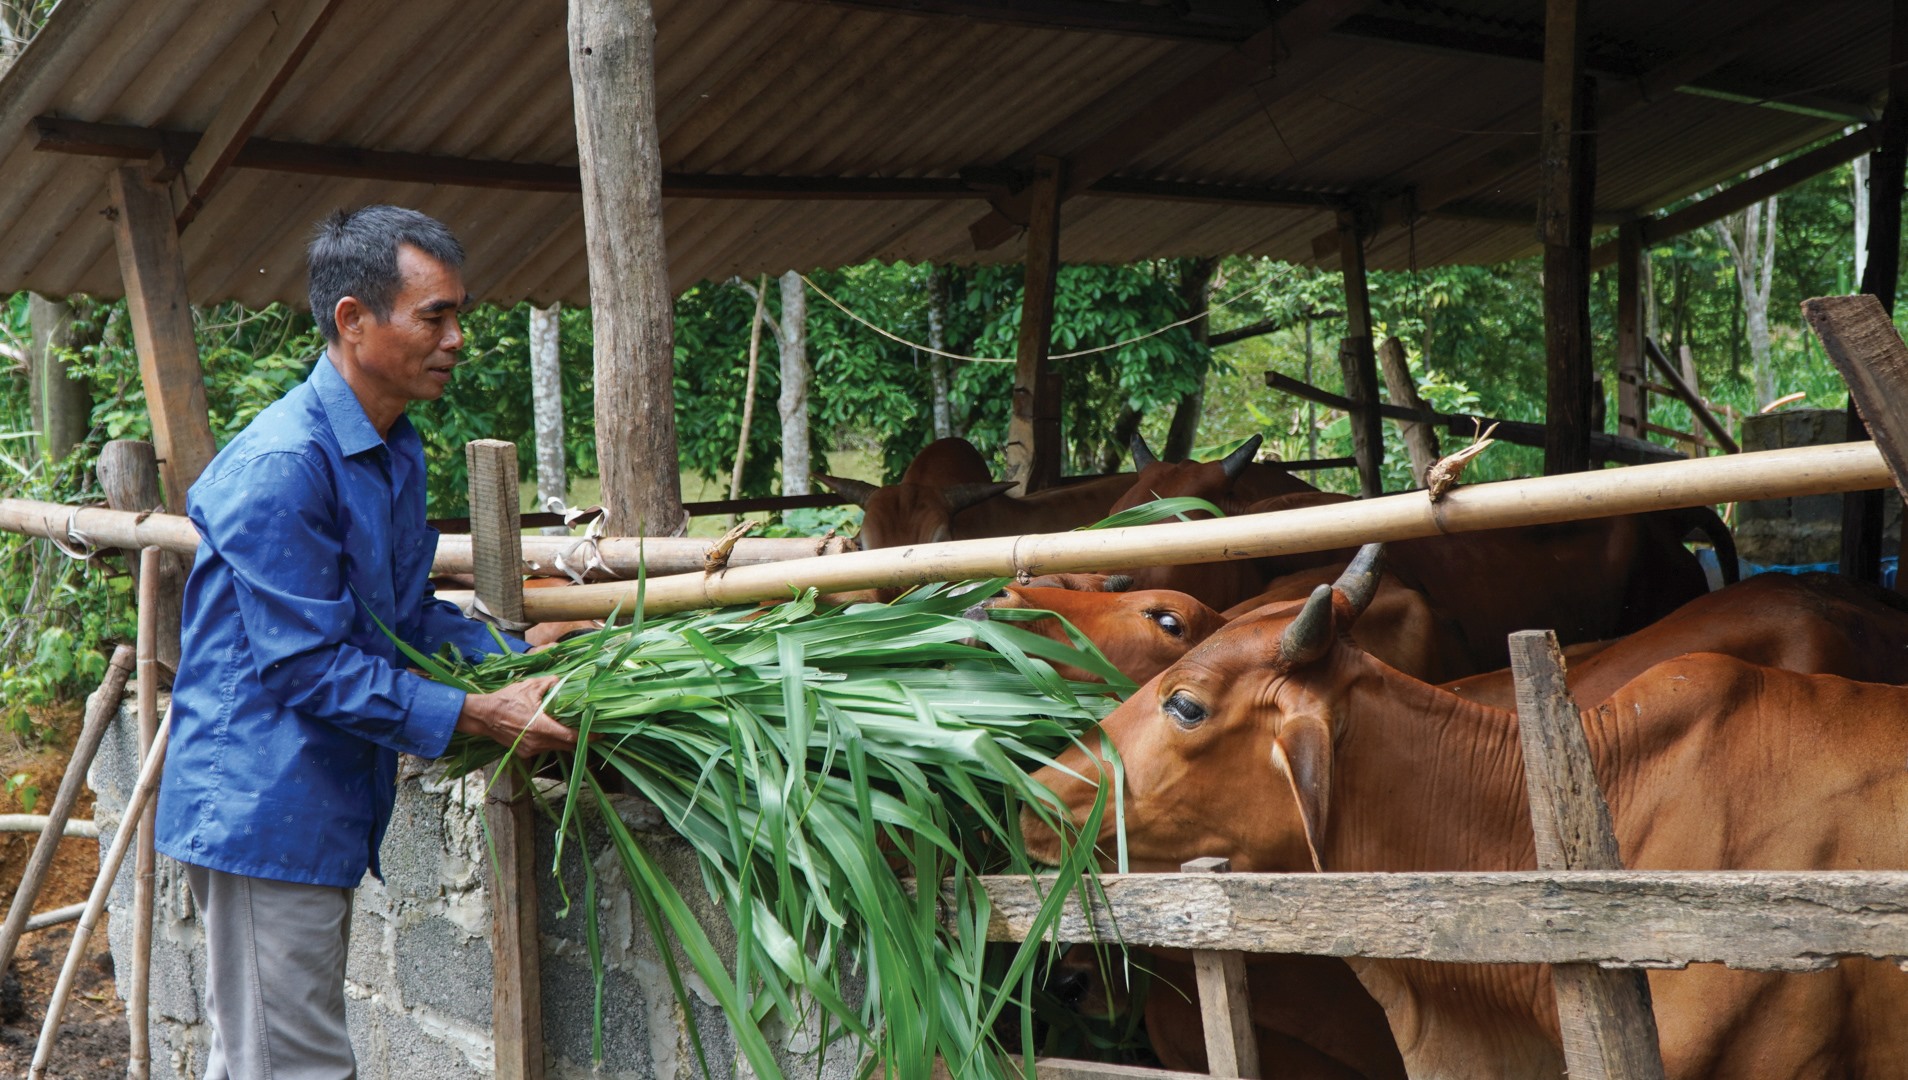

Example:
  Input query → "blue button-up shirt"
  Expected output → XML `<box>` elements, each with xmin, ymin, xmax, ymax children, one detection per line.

<box><xmin>156</xmin><ymin>356</ymin><xmax>522</xmax><ymax>887</ymax></box>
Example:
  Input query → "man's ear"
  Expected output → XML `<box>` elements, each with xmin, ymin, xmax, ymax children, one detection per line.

<box><xmin>334</xmin><ymin>296</ymin><xmax>367</xmax><ymax>342</ymax></box>
<box><xmin>1270</xmin><ymin>714</ymin><xmax>1333</xmax><ymax>872</ymax></box>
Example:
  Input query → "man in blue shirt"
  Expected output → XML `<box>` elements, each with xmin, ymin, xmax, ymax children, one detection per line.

<box><xmin>156</xmin><ymin>206</ymin><xmax>576</xmax><ymax>1078</ymax></box>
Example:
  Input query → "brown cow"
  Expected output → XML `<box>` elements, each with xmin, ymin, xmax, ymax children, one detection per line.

<box><xmin>1442</xmin><ymin>571</ymin><xmax>1908</xmax><ymax>709</ymax></box>
<box><xmin>1025</xmin><ymin>548</ymin><xmax>1908</xmax><ymax>1080</ymax></box>
<box><xmin>972</xmin><ymin>584</ymin><xmax>1226</xmax><ymax>684</ymax></box>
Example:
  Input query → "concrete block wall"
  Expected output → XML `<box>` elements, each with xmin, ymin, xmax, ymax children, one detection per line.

<box><xmin>91</xmin><ymin>691</ymin><xmax>859</xmax><ymax>1080</ymax></box>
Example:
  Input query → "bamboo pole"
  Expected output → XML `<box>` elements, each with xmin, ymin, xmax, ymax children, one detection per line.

<box><xmin>523</xmin><ymin>442</ymin><xmax>1894</xmax><ymax>621</ymax></box>
<box><xmin>0</xmin><ymin>816</ymin><xmax>98</xmax><ymax>838</ymax></box>
<box><xmin>0</xmin><ymin>498</ymin><xmax>857</xmax><ymax>579</ymax></box>
<box><xmin>23</xmin><ymin>903</ymin><xmax>84</xmax><ymax>933</ymax></box>
<box><xmin>27</xmin><ymin>707</ymin><xmax>171</xmax><ymax>1080</ymax></box>
<box><xmin>0</xmin><ymin>644</ymin><xmax>135</xmax><ymax>970</ymax></box>
<box><xmin>127</xmin><ymin>548</ymin><xmax>160</xmax><ymax>1080</ymax></box>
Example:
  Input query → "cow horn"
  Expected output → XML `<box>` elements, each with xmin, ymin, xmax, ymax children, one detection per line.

<box><xmin>815</xmin><ymin>474</ymin><xmax>880</xmax><ymax>507</ymax></box>
<box><xmin>1332</xmin><ymin>543</ymin><xmax>1386</xmax><ymax>622</ymax></box>
<box><xmin>1220</xmin><ymin>434</ymin><xmax>1264</xmax><ymax>480</ymax></box>
<box><xmin>1279</xmin><ymin>584</ymin><xmax>1336</xmax><ymax>665</ymax></box>
<box><xmin>1130</xmin><ymin>433</ymin><xmax>1159</xmax><ymax>470</ymax></box>
<box><xmin>944</xmin><ymin>481</ymin><xmax>1015</xmax><ymax>513</ymax></box>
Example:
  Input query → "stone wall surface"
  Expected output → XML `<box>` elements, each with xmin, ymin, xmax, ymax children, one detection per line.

<box><xmin>91</xmin><ymin>692</ymin><xmax>859</xmax><ymax>1080</ymax></box>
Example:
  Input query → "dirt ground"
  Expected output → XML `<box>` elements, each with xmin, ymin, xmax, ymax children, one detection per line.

<box><xmin>1</xmin><ymin>702</ymin><xmax>130</xmax><ymax>1080</ymax></box>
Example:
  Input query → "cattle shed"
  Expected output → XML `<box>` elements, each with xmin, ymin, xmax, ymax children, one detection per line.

<box><xmin>1</xmin><ymin>0</ymin><xmax>1904</xmax><ymax>533</ymax></box>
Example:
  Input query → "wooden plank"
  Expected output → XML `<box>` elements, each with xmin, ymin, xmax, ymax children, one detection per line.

<box><xmin>466</xmin><ymin>439</ymin><xmax>527</xmax><ymax>627</ymax></box>
<box><xmin>1036</xmin><ymin>1060</ymin><xmax>1207</xmax><ymax>1080</ymax></box>
<box><xmin>966</xmin><ymin>0</ymin><xmax>1366</xmax><ymax>250</ymax></box>
<box><xmin>98</xmin><ymin>440</ymin><xmax>181</xmax><ymax>679</ymax></box>
<box><xmin>1510</xmin><ymin>630</ymin><xmax>1668</xmax><ymax>1080</ymax></box>
<box><xmin>1642</xmin><ymin>339</ymin><xmax>1739</xmax><ymax>453</ymax></box>
<box><xmin>522</xmin><ymin>442</ymin><xmax>1892</xmax><ymax>620</ymax></box>
<box><xmin>1006</xmin><ymin>156</ymin><xmax>1065</xmax><ymax>494</ymax></box>
<box><xmin>1802</xmin><ymin>295</ymin><xmax>1908</xmax><ymax>503</ymax></box>
<box><xmin>108</xmin><ymin>168</ymin><xmax>217</xmax><ymax>511</ymax></box>
<box><xmin>570</xmin><ymin>0</ymin><xmax>685</xmax><ymax>537</ymax></box>
<box><xmin>1378</xmin><ymin>336</ymin><xmax>1439</xmax><ymax>485</ymax></box>
<box><xmin>1539</xmin><ymin>0</ymin><xmax>1595</xmax><ymax>477</ymax></box>
<box><xmin>171</xmin><ymin>0</ymin><xmax>342</xmax><ymax>228</ymax></box>
<box><xmin>970</xmin><ymin>870</ymin><xmax>1908</xmax><ymax>970</ymax></box>
<box><xmin>1336</xmin><ymin>211</ymin><xmax>1383</xmax><ymax>498</ymax></box>
<box><xmin>765</xmin><ymin>0</ymin><xmax>1267</xmax><ymax>42</ymax></box>
<box><xmin>487</xmin><ymin>769</ymin><xmax>545</xmax><ymax>1080</ymax></box>
<box><xmin>1182</xmin><ymin>858</ymin><xmax>1259</xmax><ymax>1079</ymax></box>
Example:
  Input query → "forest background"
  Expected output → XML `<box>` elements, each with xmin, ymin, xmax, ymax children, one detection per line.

<box><xmin>0</xmin><ymin>0</ymin><xmax>1893</xmax><ymax>745</ymax></box>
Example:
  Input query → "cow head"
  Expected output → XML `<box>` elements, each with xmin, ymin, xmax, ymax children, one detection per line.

<box><xmin>1022</xmin><ymin>544</ymin><xmax>1385</xmax><ymax>874</ymax></box>
<box><xmin>977</xmin><ymin>584</ymin><xmax>1226</xmax><ymax>684</ymax></box>
<box><xmin>816</xmin><ymin>474</ymin><xmax>1013</xmax><ymax>548</ymax></box>
<box><xmin>1110</xmin><ymin>434</ymin><xmax>1263</xmax><ymax>515</ymax></box>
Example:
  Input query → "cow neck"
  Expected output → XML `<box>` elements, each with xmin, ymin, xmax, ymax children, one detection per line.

<box><xmin>1321</xmin><ymin>647</ymin><xmax>1539</xmax><ymax>875</ymax></box>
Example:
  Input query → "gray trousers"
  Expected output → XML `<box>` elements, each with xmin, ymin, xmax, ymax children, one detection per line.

<box><xmin>183</xmin><ymin>863</ymin><xmax>357</xmax><ymax>1079</ymax></box>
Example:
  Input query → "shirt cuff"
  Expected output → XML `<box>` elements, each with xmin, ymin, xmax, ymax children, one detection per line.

<box><xmin>404</xmin><ymin>678</ymin><xmax>467</xmax><ymax>758</ymax></box>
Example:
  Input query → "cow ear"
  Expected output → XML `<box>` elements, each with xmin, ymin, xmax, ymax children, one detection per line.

<box><xmin>1271</xmin><ymin>715</ymin><xmax>1332</xmax><ymax>872</ymax></box>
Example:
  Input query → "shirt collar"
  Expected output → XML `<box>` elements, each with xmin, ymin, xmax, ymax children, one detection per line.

<box><xmin>311</xmin><ymin>352</ymin><xmax>390</xmax><ymax>458</ymax></box>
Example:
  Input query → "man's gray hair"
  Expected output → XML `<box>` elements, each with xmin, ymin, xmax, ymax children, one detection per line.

<box><xmin>307</xmin><ymin>206</ymin><xmax>464</xmax><ymax>342</ymax></box>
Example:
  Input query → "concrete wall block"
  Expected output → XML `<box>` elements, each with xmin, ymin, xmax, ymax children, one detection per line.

<box><xmin>1738</xmin><ymin>410</ymin><xmax>1902</xmax><ymax>564</ymax></box>
<box><xmin>541</xmin><ymin>952</ymin><xmax>663</xmax><ymax>1078</ymax></box>
<box><xmin>394</xmin><ymin>918</ymin><xmax>494</xmax><ymax>1025</ymax></box>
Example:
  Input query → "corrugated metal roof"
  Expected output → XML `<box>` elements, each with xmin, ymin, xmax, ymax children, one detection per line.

<box><xmin>0</xmin><ymin>0</ymin><xmax>1888</xmax><ymax>308</ymax></box>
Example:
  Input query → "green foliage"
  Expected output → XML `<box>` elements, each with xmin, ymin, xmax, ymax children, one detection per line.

<box><xmin>4</xmin><ymin>771</ymin><xmax>38</xmax><ymax>814</ymax></box>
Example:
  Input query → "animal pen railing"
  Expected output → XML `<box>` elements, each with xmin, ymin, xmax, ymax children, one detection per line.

<box><xmin>4</xmin><ymin>295</ymin><xmax>1908</xmax><ymax>1078</ymax></box>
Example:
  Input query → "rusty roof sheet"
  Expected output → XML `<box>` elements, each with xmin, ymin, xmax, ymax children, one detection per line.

<box><xmin>0</xmin><ymin>0</ymin><xmax>1889</xmax><ymax>308</ymax></box>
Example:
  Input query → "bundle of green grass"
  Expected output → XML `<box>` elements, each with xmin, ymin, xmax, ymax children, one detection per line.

<box><xmin>409</xmin><ymin>580</ymin><xmax>1132</xmax><ymax>1080</ymax></box>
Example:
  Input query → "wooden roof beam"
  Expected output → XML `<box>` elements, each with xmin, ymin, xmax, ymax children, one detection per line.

<box><xmin>964</xmin><ymin>0</ymin><xmax>1371</xmax><ymax>251</ymax></box>
<box><xmin>1314</xmin><ymin>0</ymin><xmax>1842</xmax><ymax>262</ymax></box>
<box><xmin>166</xmin><ymin>0</ymin><xmax>343</xmax><ymax>230</ymax></box>
<box><xmin>761</xmin><ymin>0</ymin><xmax>1269</xmax><ymax>43</ymax></box>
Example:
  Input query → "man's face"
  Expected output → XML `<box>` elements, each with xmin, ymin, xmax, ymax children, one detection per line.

<box><xmin>346</xmin><ymin>244</ymin><xmax>468</xmax><ymax>407</ymax></box>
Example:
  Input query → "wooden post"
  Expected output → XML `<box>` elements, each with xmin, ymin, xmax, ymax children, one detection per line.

<box><xmin>126</xmin><ymin>547</ymin><xmax>160</xmax><ymax>1080</ymax></box>
<box><xmin>1509</xmin><ymin>630</ymin><xmax>1667</xmax><ymax>1080</ymax></box>
<box><xmin>569</xmin><ymin>0</ymin><xmax>685</xmax><ymax>538</ymax></box>
<box><xmin>1641</xmin><ymin>341</ymin><xmax>1740</xmax><ymax>454</ymax></box>
<box><xmin>1182</xmin><ymin>857</ymin><xmax>1261</xmax><ymax>1079</ymax></box>
<box><xmin>1540</xmin><ymin>0</ymin><xmax>1597</xmax><ymax>476</ymax></box>
<box><xmin>107</xmin><ymin>168</ymin><xmax>217</xmax><ymax>511</ymax></box>
<box><xmin>1844</xmin><ymin>0</ymin><xmax>1908</xmax><ymax>584</ymax></box>
<box><xmin>1615</xmin><ymin>223</ymin><xmax>1648</xmax><ymax>440</ymax></box>
<box><xmin>1336</xmin><ymin>210</ymin><xmax>1383</xmax><ymax>498</ymax></box>
<box><xmin>99</xmin><ymin>440</ymin><xmax>181</xmax><ymax>680</ymax></box>
<box><xmin>1802</xmin><ymin>295</ymin><xmax>1908</xmax><ymax>504</ymax></box>
<box><xmin>465</xmin><ymin>438</ymin><xmax>542</xmax><ymax>1079</ymax></box>
<box><xmin>1008</xmin><ymin>156</ymin><xmax>1066</xmax><ymax>495</ymax></box>
<box><xmin>1378</xmin><ymin>336</ymin><xmax>1439</xmax><ymax>486</ymax></box>
<box><xmin>0</xmin><ymin>646</ymin><xmax>134</xmax><ymax>970</ymax></box>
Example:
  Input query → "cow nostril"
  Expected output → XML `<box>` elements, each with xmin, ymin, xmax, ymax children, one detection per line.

<box><xmin>1050</xmin><ymin>970</ymin><xmax>1091</xmax><ymax>1009</ymax></box>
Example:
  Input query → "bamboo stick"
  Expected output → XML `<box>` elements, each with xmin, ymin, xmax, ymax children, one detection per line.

<box><xmin>0</xmin><ymin>816</ymin><xmax>98</xmax><ymax>838</ymax></box>
<box><xmin>0</xmin><ymin>644</ymin><xmax>135</xmax><ymax>970</ymax></box>
<box><xmin>127</xmin><ymin>548</ymin><xmax>160</xmax><ymax>1080</ymax></box>
<box><xmin>524</xmin><ymin>442</ymin><xmax>1893</xmax><ymax>622</ymax></box>
<box><xmin>27</xmin><ymin>707</ymin><xmax>171</xmax><ymax>1080</ymax></box>
<box><xmin>23</xmin><ymin>903</ymin><xmax>84</xmax><ymax>933</ymax></box>
<box><xmin>0</xmin><ymin>498</ymin><xmax>200</xmax><ymax>554</ymax></box>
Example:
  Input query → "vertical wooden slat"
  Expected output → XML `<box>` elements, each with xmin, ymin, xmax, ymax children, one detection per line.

<box><xmin>99</xmin><ymin>440</ymin><xmax>181</xmax><ymax>681</ymax></box>
<box><xmin>1509</xmin><ymin>630</ymin><xmax>1667</xmax><ymax>1080</ymax></box>
<box><xmin>126</xmin><ymin>547</ymin><xmax>160</xmax><ymax>1080</ymax></box>
<box><xmin>1182</xmin><ymin>857</ymin><xmax>1260</xmax><ymax>1079</ymax></box>
<box><xmin>1615</xmin><ymin>222</ymin><xmax>1647</xmax><ymax>441</ymax></box>
<box><xmin>1802</xmin><ymin>295</ymin><xmax>1908</xmax><ymax>504</ymax></box>
<box><xmin>1540</xmin><ymin>0</ymin><xmax>1597</xmax><ymax>477</ymax></box>
<box><xmin>1336</xmin><ymin>210</ymin><xmax>1383</xmax><ymax>498</ymax></box>
<box><xmin>570</xmin><ymin>0</ymin><xmax>685</xmax><ymax>538</ymax></box>
<box><xmin>466</xmin><ymin>438</ymin><xmax>542</xmax><ymax>1079</ymax></box>
<box><xmin>108</xmin><ymin>168</ymin><xmax>217</xmax><ymax>511</ymax></box>
<box><xmin>1008</xmin><ymin>156</ymin><xmax>1066</xmax><ymax>495</ymax></box>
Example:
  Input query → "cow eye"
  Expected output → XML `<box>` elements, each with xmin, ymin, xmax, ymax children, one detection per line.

<box><xmin>1163</xmin><ymin>691</ymin><xmax>1207</xmax><ymax>728</ymax></box>
<box><xmin>1147</xmin><ymin>610</ymin><xmax>1185</xmax><ymax>637</ymax></box>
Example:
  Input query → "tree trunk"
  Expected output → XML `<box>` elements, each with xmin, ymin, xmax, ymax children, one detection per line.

<box><xmin>1713</xmin><ymin>184</ymin><xmax>1780</xmax><ymax>408</ymax></box>
<box><xmin>569</xmin><ymin>0</ymin><xmax>685</xmax><ymax>537</ymax></box>
<box><xmin>730</xmin><ymin>276</ymin><xmax>769</xmax><ymax>503</ymax></box>
<box><xmin>27</xmin><ymin>294</ymin><xmax>95</xmax><ymax>463</ymax></box>
<box><xmin>1165</xmin><ymin>257</ymin><xmax>1218</xmax><ymax>462</ymax></box>
<box><xmin>1855</xmin><ymin>151</ymin><xmax>1872</xmax><ymax>288</ymax></box>
<box><xmin>1379</xmin><ymin>336</ymin><xmax>1440</xmax><ymax>485</ymax></box>
<box><xmin>528</xmin><ymin>303</ymin><xmax>566</xmax><ymax>534</ymax></box>
<box><xmin>926</xmin><ymin>266</ymin><xmax>953</xmax><ymax>441</ymax></box>
<box><xmin>777</xmin><ymin>270</ymin><xmax>811</xmax><ymax>496</ymax></box>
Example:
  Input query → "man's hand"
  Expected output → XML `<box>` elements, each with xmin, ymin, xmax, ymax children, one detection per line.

<box><xmin>456</xmin><ymin>675</ymin><xmax>577</xmax><ymax>757</ymax></box>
